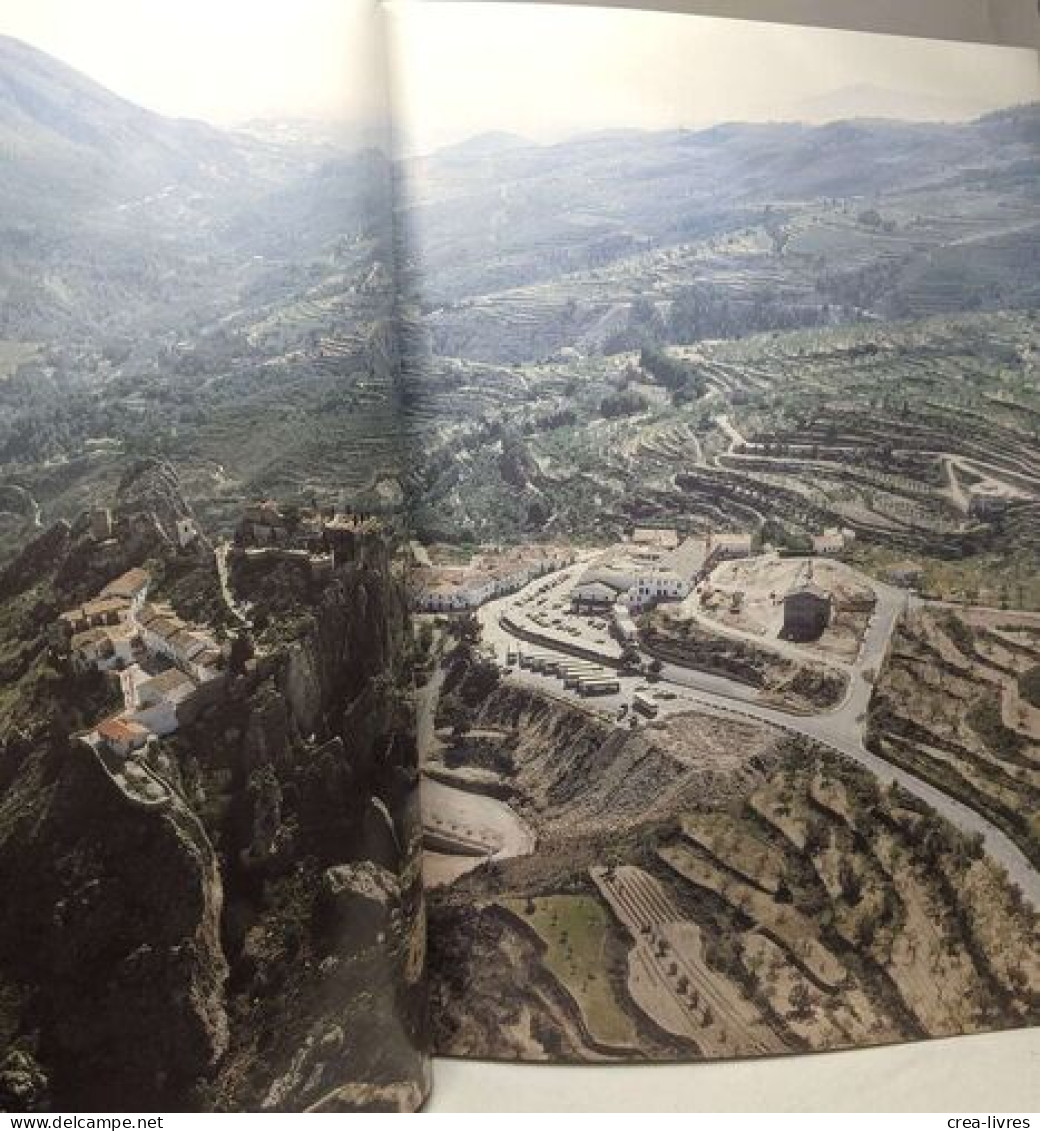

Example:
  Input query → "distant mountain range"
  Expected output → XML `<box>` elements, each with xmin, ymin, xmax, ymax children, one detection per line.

<box><xmin>2</xmin><ymin>33</ymin><xmax>1038</xmax><ymax>346</ymax></box>
<box><xmin>791</xmin><ymin>82</ymin><xmax>1019</xmax><ymax>126</ymax></box>
<box><xmin>0</xmin><ymin>34</ymin><xmax>253</xmax><ymax>225</ymax></box>
<box><xmin>407</xmin><ymin>100</ymin><xmax>1040</xmax><ymax>292</ymax></box>
<box><xmin>0</xmin><ymin>36</ymin><xmax>397</xmax><ymax>340</ymax></box>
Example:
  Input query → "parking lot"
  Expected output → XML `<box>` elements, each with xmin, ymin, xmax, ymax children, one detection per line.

<box><xmin>481</xmin><ymin>561</ymin><xmax>623</xmax><ymax>663</ymax></box>
<box><xmin>476</xmin><ymin>564</ymin><xmax>709</xmax><ymax>725</ymax></box>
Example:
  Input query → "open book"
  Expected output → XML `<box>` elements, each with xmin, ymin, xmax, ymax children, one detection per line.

<box><xmin>0</xmin><ymin>0</ymin><xmax>1038</xmax><ymax>1113</ymax></box>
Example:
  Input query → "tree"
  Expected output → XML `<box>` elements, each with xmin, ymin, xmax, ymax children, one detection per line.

<box><xmin>838</xmin><ymin>859</ymin><xmax>863</xmax><ymax>906</ymax></box>
<box><xmin>788</xmin><ymin>982</ymin><xmax>813</xmax><ymax>1020</ymax></box>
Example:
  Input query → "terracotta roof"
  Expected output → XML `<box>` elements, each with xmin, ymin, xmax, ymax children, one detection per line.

<box><xmin>139</xmin><ymin>667</ymin><xmax>195</xmax><ymax>700</ymax></box>
<box><xmin>136</xmin><ymin>604</ymin><xmax>164</xmax><ymax>627</ymax></box>
<box><xmin>82</xmin><ymin>597</ymin><xmax>129</xmax><ymax>617</ymax></box>
<box><xmin>101</xmin><ymin>568</ymin><xmax>150</xmax><ymax>600</ymax></box>
<box><xmin>575</xmin><ymin>568</ymin><xmax>632</xmax><ymax>593</ymax></box>
<box><xmin>147</xmin><ymin>616</ymin><xmax>185</xmax><ymax>642</ymax></box>
<box><xmin>97</xmin><ymin>715</ymin><xmax>151</xmax><ymax>744</ymax></box>
<box><xmin>71</xmin><ymin>627</ymin><xmax>112</xmax><ymax>650</ymax></box>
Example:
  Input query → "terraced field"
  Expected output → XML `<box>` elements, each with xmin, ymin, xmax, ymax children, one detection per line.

<box><xmin>869</xmin><ymin>607</ymin><xmax>1040</xmax><ymax>870</ymax></box>
<box><xmin>409</xmin><ymin>311</ymin><xmax>1040</xmax><ymax>602</ymax></box>
<box><xmin>427</xmin><ymin>690</ymin><xmax>1040</xmax><ymax>1061</ymax></box>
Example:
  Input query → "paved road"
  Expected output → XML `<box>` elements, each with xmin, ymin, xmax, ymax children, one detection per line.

<box><xmin>478</xmin><ymin>566</ymin><xmax>1040</xmax><ymax>908</ymax></box>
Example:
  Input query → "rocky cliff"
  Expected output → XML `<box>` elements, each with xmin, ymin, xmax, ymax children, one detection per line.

<box><xmin>0</xmin><ymin>498</ymin><xmax>427</xmax><ymax>1111</ymax></box>
<box><xmin>0</xmin><ymin>742</ymin><xmax>227</xmax><ymax>1109</ymax></box>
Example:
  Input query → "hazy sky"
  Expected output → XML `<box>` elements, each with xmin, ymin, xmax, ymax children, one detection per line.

<box><xmin>1</xmin><ymin>0</ymin><xmax>385</xmax><ymax>127</ymax></box>
<box><xmin>2</xmin><ymin>0</ymin><xmax>1037</xmax><ymax>149</ymax></box>
<box><xmin>389</xmin><ymin>1</ymin><xmax>1040</xmax><ymax>153</ymax></box>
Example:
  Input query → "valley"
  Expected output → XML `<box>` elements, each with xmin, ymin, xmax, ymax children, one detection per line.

<box><xmin>1</xmin><ymin>19</ymin><xmax>1039</xmax><ymax>1100</ymax></box>
<box><xmin>409</xmin><ymin>106</ymin><xmax>1040</xmax><ymax>1060</ymax></box>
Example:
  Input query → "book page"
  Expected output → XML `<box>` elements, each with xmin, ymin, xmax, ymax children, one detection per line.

<box><xmin>390</xmin><ymin>0</ymin><xmax>1040</xmax><ymax>1064</ymax></box>
<box><xmin>0</xmin><ymin>0</ymin><xmax>427</xmax><ymax>1113</ymax></box>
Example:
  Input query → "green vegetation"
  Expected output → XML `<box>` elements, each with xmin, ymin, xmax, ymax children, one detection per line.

<box><xmin>1019</xmin><ymin>665</ymin><xmax>1040</xmax><ymax>709</ymax></box>
<box><xmin>942</xmin><ymin>613</ymin><xmax>977</xmax><ymax>659</ymax></box>
<box><xmin>870</xmin><ymin>610</ymin><xmax>1040</xmax><ymax>869</ymax></box>
<box><xmin>504</xmin><ymin>894</ymin><xmax>639</xmax><ymax>1048</ymax></box>
<box><xmin>639</xmin><ymin>346</ymin><xmax>706</xmax><ymax>403</ymax></box>
<box><xmin>432</xmin><ymin>743</ymin><xmax>1040</xmax><ymax>1062</ymax></box>
<box><xmin>600</xmin><ymin>389</ymin><xmax>649</xmax><ymax>419</ymax></box>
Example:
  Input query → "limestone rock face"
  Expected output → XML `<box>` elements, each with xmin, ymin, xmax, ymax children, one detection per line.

<box><xmin>323</xmin><ymin>859</ymin><xmax>399</xmax><ymax>905</ymax></box>
<box><xmin>0</xmin><ymin>495</ymin><xmax>425</xmax><ymax>1110</ymax></box>
<box><xmin>243</xmin><ymin>689</ymin><xmax>290</xmax><ymax>769</ymax></box>
<box><xmin>0</xmin><ymin>520</ymin><xmax>70</xmax><ymax>599</ymax></box>
<box><xmin>285</xmin><ymin>642</ymin><xmax>322</xmax><ymax>737</ymax></box>
<box><xmin>321</xmin><ymin>860</ymin><xmax>401</xmax><ymax>943</ymax></box>
<box><xmin>0</xmin><ymin>744</ymin><xmax>228</xmax><ymax>1109</ymax></box>
<box><xmin>115</xmin><ymin>457</ymin><xmax>207</xmax><ymax>552</ymax></box>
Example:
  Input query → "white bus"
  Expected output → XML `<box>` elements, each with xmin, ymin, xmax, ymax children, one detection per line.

<box><xmin>578</xmin><ymin>677</ymin><xmax>622</xmax><ymax>696</ymax></box>
<box><xmin>633</xmin><ymin>691</ymin><xmax>660</xmax><ymax>718</ymax></box>
<box><xmin>563</xmin><ymin>666</ymin><xmax>610</xmax><ymax>688</ymax></box>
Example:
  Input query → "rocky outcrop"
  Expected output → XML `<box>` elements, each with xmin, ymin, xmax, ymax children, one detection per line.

<box><xmin>0</xmin><ymin>500</ymin><xmax>426</xmax><ymax>1111</ymax></box>
<box><xmin>321</xmin><ymin>861</ymin><xmax>401</xmax><ymax>944</ymax></box>
<box><xmin>0</xmin><ymin>520</ymin><xmax>70</xmax><ymax>599</ymax></box>
<box><xmin>0</xmin><ymin>742</ymin><xmax>227</xmax><ymax>1109</ymax></box>
<box><xmin>475</xmin><ymin>683</ymin><xmax>785</xmax><ymax>836</ymax></box>
<box><xmin>115</xmin><ymin>457</ymin><xmax>209</xmax><ymax>552</ymax></box>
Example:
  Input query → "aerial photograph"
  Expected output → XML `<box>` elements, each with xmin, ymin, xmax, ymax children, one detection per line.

<box><xmin>0</xmin><ymin>0</ymin><xmax>426</xmax><ymax>1113</ymax></box>
<box><xmin>390</xmin><ymin>2</ymin><xmax>1040</xmax><ymax>1062</ymax></box>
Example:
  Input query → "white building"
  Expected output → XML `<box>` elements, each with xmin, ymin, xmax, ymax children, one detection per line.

<box><xmin>70</xmin><ymin>627</ymin><xmax>117</xmax><ymax>671</ymax></box>
<box><xmin>412</xmin><ymin>545</ymin><xmax>575</xmax><ymax>612</ymax></box>
<box><xmin>101</xmin><ymin>568</ymin><xmax>150</xmax><ymax>612</ymax></box>
<box><xmin>709</xmin><ymin>532</ymin><xmax>753</xmax><ymax>561</ymax></box>
<box><xmin>176</xmin><ymin>517</ymin><xmax>199</xmax><ymax>548</ymax></box>
<box><xmin>571</xmin><ymin>535</ymin><xmax>709</xmax><ymax>614</ymax></box>
<box><xmin>123</xmin><ymin>666</ymin><xmax>197</xmax><ymax>736</ymax></box>
<box><xmin>631</xmin><ymin>527</ymin><xmax>680</xmax><ymax>551</ymax></box>
<box><xmin>134</xmin><ymin>604</ymin><xmax>223</xmax><ymax>681</ymax></box>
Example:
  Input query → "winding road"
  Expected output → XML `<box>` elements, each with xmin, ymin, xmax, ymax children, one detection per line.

<box><xmin>477</xmin><ymin>563</ymin><xmax>1040</xmax><ymax>908</ymax></box>
<box><xmin>417</xmin><ymin>657</ymin><xmax>536</xmax><ymax>886</ymax></box>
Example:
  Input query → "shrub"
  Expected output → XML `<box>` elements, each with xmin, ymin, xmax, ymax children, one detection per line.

<box><xmin>1017</xmin><ymin>665</ymin><xmax>1040</xmax><ymax>709</ymax></box>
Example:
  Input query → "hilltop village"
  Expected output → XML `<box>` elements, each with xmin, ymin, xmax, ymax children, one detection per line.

<box><xmin>54</xmin><ymin>497</ymin><xmax>389</xmax><ymax>778</ymax></box>
<box><xmin>62</xmin><ymin>566</ymin><xmax>224</xmax><ymax>758</ymax></box>
<box><xmin>0</xmin><ymin>468</ymin><xmax>426</xmax><ymax>1110</ymax></box>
